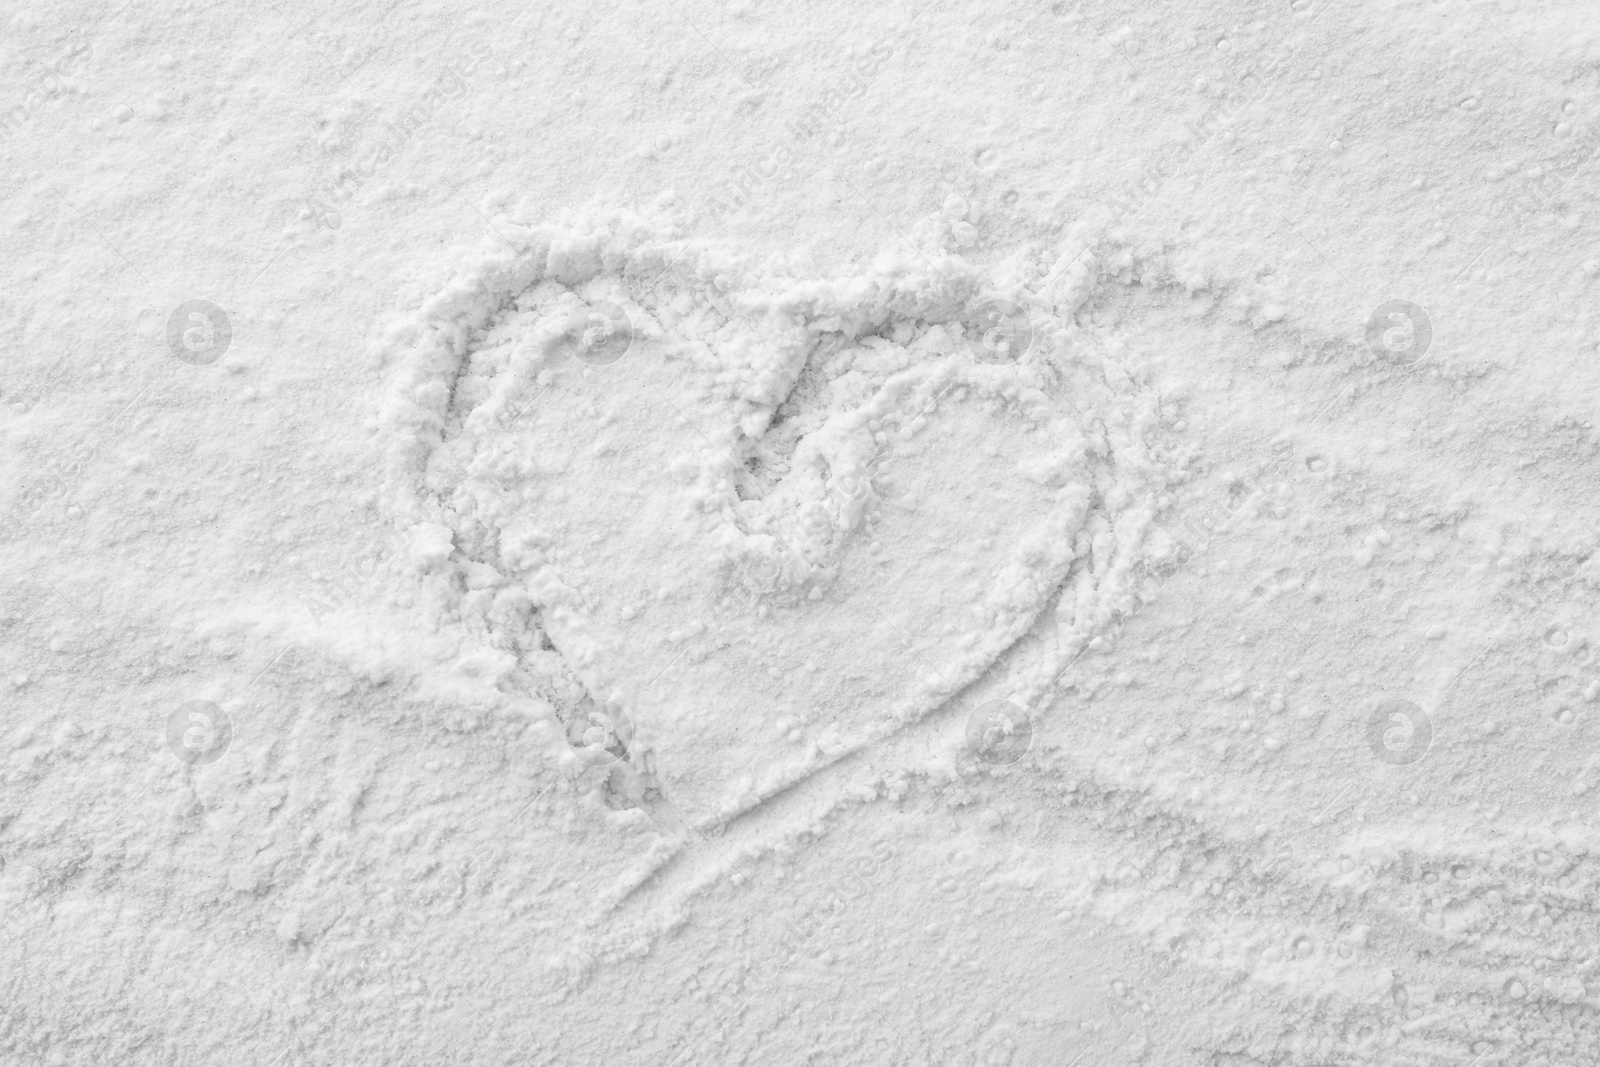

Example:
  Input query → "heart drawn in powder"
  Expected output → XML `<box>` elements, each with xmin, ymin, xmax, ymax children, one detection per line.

<box><xmin>378</xmin><ymin>213</ymin><xmax>1151</xmax><ymax>824</ymax></box>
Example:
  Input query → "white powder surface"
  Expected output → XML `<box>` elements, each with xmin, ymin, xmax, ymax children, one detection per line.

<box><xmin>4</xmin><ymin>1</ymin><xmax>1600</xmax><ymax>1065</ymax></box>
